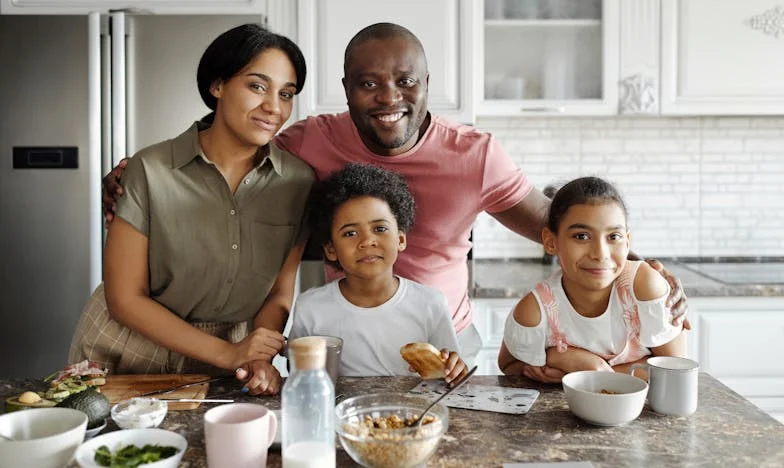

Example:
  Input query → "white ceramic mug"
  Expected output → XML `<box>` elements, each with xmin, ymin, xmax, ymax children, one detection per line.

<box><xmin>630</xmin><ymin>356</ymin><xmax>699</xmax><ymax>416</ymax></box>
<box><xmin>204</xmin><ymin>403</ymin><xmax>277</xmax><ymax>467</ymax></box>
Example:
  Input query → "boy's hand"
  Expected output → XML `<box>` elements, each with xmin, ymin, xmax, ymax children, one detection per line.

<box><xmin>441</xmin><ymin>349</ymin><xmax>467</xmax><ymax>387</ymax></box>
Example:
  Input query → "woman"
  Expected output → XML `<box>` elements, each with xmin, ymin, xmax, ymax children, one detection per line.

<box><xmin>69</xmin><ymin>24</ymin><xmax>313</xmax><ymax>395</ymax></box>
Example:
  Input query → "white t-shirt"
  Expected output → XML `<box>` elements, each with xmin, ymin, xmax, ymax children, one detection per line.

<box><xmin>503</xmin><ymin>261</ymin><xmax>680</xmax><ymax>366</ymax></box>
<box><xmin>289</xmin><ymin>277</ymin><xmax>460</xmax><ymax>377</ymax></box>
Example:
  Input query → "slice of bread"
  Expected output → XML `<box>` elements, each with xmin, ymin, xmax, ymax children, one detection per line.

<box><xmin>400</xmin><ymin>342</ymin><xmax>445</xmax><ymax>380</ymax></box>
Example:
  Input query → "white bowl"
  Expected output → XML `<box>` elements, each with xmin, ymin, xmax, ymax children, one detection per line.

<box><xmin>111</xmin><ymin>398</ymin><xmax>167</xmax><ymax>429</ymax></box>
<box><xmin>74</xmin><ymin>428</ymin><xmax>187</xmax><ymax>468</ymax></box>
<box><xmin>563</xmin><ymin>370</ymin><xmax>649</xmax><ymax>426</ymax></box>
<box><xmin>0</xmin><ymin>407</ymin><xmax>88</xmax><ymax>468</ymax></box>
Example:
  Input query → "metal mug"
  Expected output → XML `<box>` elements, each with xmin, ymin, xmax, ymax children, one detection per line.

<box><xmin>631</xmin><ymin>356</ymin><xmax>699</xmax><ymax>416</ymax></box>
<box><xmin>285</xmin><ymin>335</ymin><xmax>343</xmax><ymax>385</ymax></box>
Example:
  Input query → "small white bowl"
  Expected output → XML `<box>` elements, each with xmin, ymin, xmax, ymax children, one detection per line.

<box><xmin>74</xmin><ymin>428</ymin><xmax>187</xmax><ymax>468</ymax></box>
<box><xmin>0</xmin><ymin>407</ymin><xmax>87</xmax><ymax>468</ymax></box>
<box><xmin>563</xmin><ymin>370</ymin><xmax>649</xmax><ymax>426</ymax></box>
<box><xmin>111</xmin><ymin>398</ymin><xmax>167</xmax><ymax>429</ymax></box>
<box><xmin>84</xmin><ymin>419</ymin><xmax>107</xmax><ymax>440</ymax></box>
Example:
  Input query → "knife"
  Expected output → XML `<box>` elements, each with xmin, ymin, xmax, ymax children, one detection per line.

<box><xmin>135</xmin><ymin>375</ymin><xmax>235</xmax><ymax>398</ymax></box>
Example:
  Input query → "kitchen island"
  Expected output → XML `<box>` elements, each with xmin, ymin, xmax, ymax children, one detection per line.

<box><xmin>4</xmin><ymin>373</ymin><xmax>783</xmax><ymax>467</ymax></box>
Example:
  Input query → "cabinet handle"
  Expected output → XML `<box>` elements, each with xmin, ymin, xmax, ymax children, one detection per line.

<box><xmin>520</xmin><ymin>106</ymin><xmax>565</xmax><ymax>113</ymax></box>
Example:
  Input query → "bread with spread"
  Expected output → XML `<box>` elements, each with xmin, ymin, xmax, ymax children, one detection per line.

<box><xmin>400</xmin><ymin>342</ymin><xmax>445</xmax><ymax>380</ymax></box>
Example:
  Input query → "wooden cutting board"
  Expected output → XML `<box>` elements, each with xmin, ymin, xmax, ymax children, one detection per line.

<box><xmin>101</xmin><ymin>374</ymin><xmax>211</xmax><ymax>410</ymax></box>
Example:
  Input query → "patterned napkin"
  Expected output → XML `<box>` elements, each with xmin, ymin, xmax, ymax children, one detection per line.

<box><xmin>407</xmin><ymin>381</ymin><xmax>539</xmax><ymax>415</ymax></box>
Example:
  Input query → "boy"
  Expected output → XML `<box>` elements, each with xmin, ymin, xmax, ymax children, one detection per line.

<box><xmin>289</xmin><ymin>163</ymin><xmax>467</xmax><ymax>384</ymax></box>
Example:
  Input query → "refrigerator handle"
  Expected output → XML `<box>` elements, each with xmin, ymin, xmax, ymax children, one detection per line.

<box><xmin>88</xmin><ymin>12</ymin><xmax>102</xmax><ymax>291</ymax></box>
<box><xmin>110</xmin><ymin>10</ymin><xmax>127</xmax><ymax>168</ymax></box>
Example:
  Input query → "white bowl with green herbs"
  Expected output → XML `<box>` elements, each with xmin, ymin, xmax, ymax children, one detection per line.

<box><xmin>74</xmin><ymin>428</ymin><xmax>186</xmax><ymax>468</ymax></box>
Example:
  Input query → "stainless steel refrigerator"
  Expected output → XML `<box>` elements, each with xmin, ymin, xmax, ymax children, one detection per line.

<box><xmin>0</xmin><ymin>12</ymin><xmax>263</xmax><ymax>378</ymax></box>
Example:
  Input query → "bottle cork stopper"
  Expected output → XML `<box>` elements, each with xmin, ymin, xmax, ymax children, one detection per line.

<box><xmin>289</xmin><ymin>336</ymin><xmax>327</xmax><ymax>371</ymax></box>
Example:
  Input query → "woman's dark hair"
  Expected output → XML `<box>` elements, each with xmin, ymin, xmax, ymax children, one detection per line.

<box><xmin>547</xmin><ymin>176</ymin><xmax>628</xmax><ymax>232</ymax></box>
<box><xmin>308</xmin><ymin>163</ymin><xmax>416</xmax><ymax>269</ymax></box>
<box><xmin>197</xmin><ymin>23</ymin><xmax>306</xmax><ymax>113</ymax></box>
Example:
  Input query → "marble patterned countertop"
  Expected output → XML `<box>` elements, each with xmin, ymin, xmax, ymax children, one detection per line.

<box><xmin>0</xmin><ymin>374</ymin><xmax>774</xmax><ymax>467</ymax></box>
<box><xmin>471</xmin><ymin>259</ymin><xmax>784</xmax><ymax>298</ymax></box>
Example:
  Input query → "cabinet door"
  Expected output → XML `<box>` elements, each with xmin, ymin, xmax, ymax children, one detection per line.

<box><xmin>0</xmin><ymin>0</ymin><xmax>266</xmax><ymax>14</ymax></box>
<box><xmin>661</xmin><ymin>0</ymin><xmax>784</xmax><ymax>115</ymax></box>
<box><xmin>477</xmin><ymin>0</ymin><xmax>619</xmax><ymax>116</ymax></box>
<box><xmin>296</xmin><ymin>0</ymin><xmax>476</xmax><ymax>123</ymax></box>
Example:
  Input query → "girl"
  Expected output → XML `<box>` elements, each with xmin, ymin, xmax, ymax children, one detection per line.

<box><xmin>498</xmin><ymin>177</ymin><xmax>686</xmax><ymax>383</ymax></box>
<box><xmin>69</xmin><ymin>24</ymin><xmax>314</xmax><ymax>395</ymax></box>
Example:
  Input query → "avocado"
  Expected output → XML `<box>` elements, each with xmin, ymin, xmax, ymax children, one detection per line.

<box><xmin>56</xmin><ymin>386</ymin><xmax>111</xmax><ymax>429</ymax></box>
<box><xmin>4</xmin><ymin>395</ymin><xmax>56</xmax><ymax>413</ymax></box>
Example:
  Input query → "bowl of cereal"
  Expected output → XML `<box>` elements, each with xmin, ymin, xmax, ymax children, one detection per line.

<box><xmin>334</xmin><ymin>393</ymin><xmax>448</xmax><ymax>468</ymax></box>
<box><xmin>562</xmin><ymin>370</ymin><xmax>648</xmax><ymax>426</ymax></box>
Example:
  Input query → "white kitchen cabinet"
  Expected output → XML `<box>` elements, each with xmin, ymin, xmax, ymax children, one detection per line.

<box><xmin>295</xmin><ymin>0</ymin><xmax>476</xmax><ymax>123</ymax></box>
<box><xmin>660</xmin><ymin>0</ymin><xmax>784</xmax><ymax>115</ymax></box>
<box><xmin>477</xmin><ymin>0</ymin><xmax>619</xmax><ymax>117</ymax></box>
<box><xmin>472</xmin><ymin>298</ymin><xmax>518</xmax><ymax>375</ymax></box>
<box><xmin>0</xmin><ymin>0</ymin><xmax>266</xmax><ymax>15</ymax></box>
<box><xmin>690</xmin><ymin>297</ymin><xmax>784</xmax><ymax>424</ymax></box>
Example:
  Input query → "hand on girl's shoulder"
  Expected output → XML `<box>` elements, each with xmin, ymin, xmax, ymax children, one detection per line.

<box><xmin>633</xmin><ymin>260</ymin><xmax>670</xmax><ymax>301</ymax></box>
<box><xmin>512</xmin><ymin>293</ymin><xmax>543</xmax><ymax>327</ymax></box>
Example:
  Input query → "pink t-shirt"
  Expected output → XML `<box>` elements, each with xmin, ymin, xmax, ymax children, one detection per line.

<box><xmin>274</xmin><ymin>112</ymin><xmax>532</xmax><ymax>332</ymax></box>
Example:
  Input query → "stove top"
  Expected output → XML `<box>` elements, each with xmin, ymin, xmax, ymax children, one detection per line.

<box><xmin>681</xmin><ymin>262</ymin><xmax>784</xmax><ymax>285</ymax></box>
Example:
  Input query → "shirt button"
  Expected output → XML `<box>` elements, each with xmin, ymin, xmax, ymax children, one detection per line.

<box><xmin>230</xmin><ymin>209</ymin><xmax>236</xmax><ymax>215</ymax></box>
<box><xmin>243</xmin><ymin>179</ymin><xmax>250</xmax><ymax>185</ymax></box>
<box><xmin>231</xmin><ymin>244</ymin><xmax>238</xmax><ymax>250</ymax></box>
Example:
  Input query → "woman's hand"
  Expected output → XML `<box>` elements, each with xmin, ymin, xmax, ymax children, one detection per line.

<box><xmin>645</xmin><ymin>259</ymin><xmax>691</xmax><ymax>330</ymax></box>
<box><xmin>102</xmin><ymin>158</ymin><xmax>128</xmax><ymax>227</ymax></box>
<box><xmin>224</xmin><ymin>327</ymin><xmax>285</xmax><ymax>370</ymax></box>
<box><xmin>235</xmin><ymin>361</ymin><xmax>282</xmax><ymax>395</ymax></box>
<box><xmin>441</xmin><ymin>349</ymin><xmax>467</xmax><ymax>387</ymax></box>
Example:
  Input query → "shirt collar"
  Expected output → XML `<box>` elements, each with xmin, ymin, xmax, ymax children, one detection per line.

<box><xmin>171</xmin><ymin>121</ymin><xmax>282</xmax><ymax>176</ymax></box>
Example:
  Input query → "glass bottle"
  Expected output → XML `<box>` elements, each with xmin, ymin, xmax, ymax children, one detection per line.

<box><xmin>281</xmin><ymin>337</ymin><xmax>336</xmax><ymax>468</ymax></box>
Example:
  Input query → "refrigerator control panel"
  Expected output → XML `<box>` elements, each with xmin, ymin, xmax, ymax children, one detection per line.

<box><xmin>13</xmin><ymin>146</ymin><xmax>78</xmax><ymax>169</ymax></box>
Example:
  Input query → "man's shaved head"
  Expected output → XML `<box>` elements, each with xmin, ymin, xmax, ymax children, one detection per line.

<box><xmin>343</xmin><ymin>22</ymin><xmax>427</xmax><ymax>75</ymax></box>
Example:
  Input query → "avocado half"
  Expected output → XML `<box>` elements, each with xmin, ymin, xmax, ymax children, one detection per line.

<box><xmin>4</xmin><ymin>395</ymin><xmax>56</xmax><ymax>413</ymax></box>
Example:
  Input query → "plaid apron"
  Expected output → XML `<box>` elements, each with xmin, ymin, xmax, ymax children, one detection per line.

<box><xmin>69</xmin><ymin>283</ymin><xmax>250</xmax><ymax>376</ymax></box>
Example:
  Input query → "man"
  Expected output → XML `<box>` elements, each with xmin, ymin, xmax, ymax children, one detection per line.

<box><xmin>103</xmin><ymin>23</ymin><xmax>687</xmax><ymax>384</ymax></box>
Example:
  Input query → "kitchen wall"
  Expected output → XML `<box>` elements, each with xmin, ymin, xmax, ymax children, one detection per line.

<box><xmin>472</xmin><ymin>116</ymin><xmax>784</xmax><ymax>260</ymax></box>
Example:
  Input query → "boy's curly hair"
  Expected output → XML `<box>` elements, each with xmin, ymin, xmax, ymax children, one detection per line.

<box><xmin>308</xmin><ymin>163</ymin><xmax>416</xmax><ymax>268</ymax></box>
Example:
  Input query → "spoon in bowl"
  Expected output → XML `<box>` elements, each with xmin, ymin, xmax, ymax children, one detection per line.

<box><xmin>406</xmin><ymin>365</ymin><xmax>478</xmax><ymax>428</ymax></box>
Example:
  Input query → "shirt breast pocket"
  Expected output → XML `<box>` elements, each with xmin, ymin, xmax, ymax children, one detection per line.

<box><xmin>251</xmin><ymin>221</ymin><xmax>295</xmax><ymax>279</ymax></box>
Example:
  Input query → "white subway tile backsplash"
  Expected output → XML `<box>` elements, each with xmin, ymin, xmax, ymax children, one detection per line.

<box><xmin>473</xmin><ymin>117</ymin><xmax>784</xmax><ymax>258</ymax></box>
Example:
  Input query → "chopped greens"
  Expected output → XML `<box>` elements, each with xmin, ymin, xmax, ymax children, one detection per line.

<box><xmin>94</xmin><ymin>444</ymin><xmax>179</xmax><ymax>467</ymax></box>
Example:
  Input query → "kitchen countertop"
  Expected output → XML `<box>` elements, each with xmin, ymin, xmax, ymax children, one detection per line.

<box><xmin>472</xmin><ymin>259</ymin><xmax>784</xmax><ymax>298</ymax></box>
<box><xmin>3</xmin><ymin>374</ymin><xmax>784</xmax><ymax>467</ymax></box>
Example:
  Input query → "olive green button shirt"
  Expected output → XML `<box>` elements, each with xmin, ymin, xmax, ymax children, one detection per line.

<box><xmin>116</xmin><ymin>122</ymin><xmax>315</xmax><ymax>323</ymax></box>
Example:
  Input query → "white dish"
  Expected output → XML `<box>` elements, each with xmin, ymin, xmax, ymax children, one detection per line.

<box><xmin>74</xmin><ymin>428</ymin><xmax>187</xmax><ymax>468</ymax></box>
<box><xmin>84</xmin><ymin>419</ymin><xmax>107</xmax><ymax>440</ymax></box>
<box><xmin>0</xmin><ymin>407</ymin><xmax>87</xmax><ymax>468</ymax></box>
<box><xmin>563</xmin><ymin>371</ymin><xmax>648</xmax><ymax>426</ymax></box>
<box><xmin>111</xmin><ymin>398</ymin><xmax>167</xmax><ymax>429</ymax></box>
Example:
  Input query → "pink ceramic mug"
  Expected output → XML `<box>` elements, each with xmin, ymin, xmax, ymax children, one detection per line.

<box><xmin>204</xmin><ymin>403</ymin><xmax>277</xmax><ymax>467</ymax></box>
